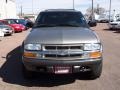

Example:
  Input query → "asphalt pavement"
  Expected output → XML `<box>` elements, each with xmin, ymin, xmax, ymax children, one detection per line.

<box><xmin>0</xmin><ymin>23</ymin><xmax>120</xmax><ymax>90</ymax></box>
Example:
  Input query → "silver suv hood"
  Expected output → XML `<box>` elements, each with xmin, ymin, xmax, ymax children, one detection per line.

<box><xmin>24</xmin><ymin>27</ymin><xmax>99</xmax><ymax>44</ymax></box>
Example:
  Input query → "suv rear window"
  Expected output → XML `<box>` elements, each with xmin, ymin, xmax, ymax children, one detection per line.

<box><xmin>35</xmin><ymin>12</ymin><xmax>88</xmax><ymax>28</ymax></box>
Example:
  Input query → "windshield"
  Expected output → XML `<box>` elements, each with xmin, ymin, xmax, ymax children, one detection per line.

<box><xmin>15</xmin><ymin>19</ymin><xmax>26</xmax><ymax>24</ymax></box>
<box><xmin>116</xmin><ymin>19</ymin><xmax>120</xmax><ymax>21</ymax></box>
<box><xmin>6</xmin><ymin>20</ymin><xmax>16</xmax><ymax>24</ymax></box>
<box><xmin>0</xmin><ymin>25</ymin><xmax>10</xmax><ymax>29</ymax></box>
<box><xmin>34</xmin><ymin>12</ymin><xmax>88</xmax><ymax>28</ymax></box>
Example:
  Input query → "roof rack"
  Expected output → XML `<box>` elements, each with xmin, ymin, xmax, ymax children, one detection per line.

<box><xmin>44</xmin><ymin>9</ymin><xmax>75</xmax><ymax>11</ymax></box>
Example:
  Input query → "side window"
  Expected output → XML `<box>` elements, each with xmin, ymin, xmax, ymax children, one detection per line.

<box><xmin>35</xmin><ymin>13</ymin><xmax>42</xmax><ymax>24</ymax></box>
<box><xmin>8</xmin><ymin>21</ymin><xmax>11</xmax><ymax>24</ymax></box>
<box><xmin>16</xmin><ymin>20</ymin><xmax>19</xmax><ymax>23</ymax></box>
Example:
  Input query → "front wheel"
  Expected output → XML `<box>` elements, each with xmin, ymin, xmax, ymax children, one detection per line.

<box><xmin>89</xmin><ymin>62</ymin><xmax>102</xmax><ymax>79</ymax></box>
<box><xmin>110</xmin><ymin>28</ymin><xmax>113</xmax><ymax>30</ymax></box>
<box><xmin>22</xmin><ymin>64</ymin><xmax>34</xmax><ymax>79</ymax></box>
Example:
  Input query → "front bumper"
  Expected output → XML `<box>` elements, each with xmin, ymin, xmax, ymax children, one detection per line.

<box><xmin>99</xmin><ymin>20</ymin><xmax>109</xmax><ymax>23</ymax></box>
<box><xmin>109</xmin><ymin>24</ymin><xmax>120</xmax><ymax>29</ymax></box>
<box><xmin>14</xmin><ymin>28</ymin><xmax>23</xmax><ymax>32</ymax></box>
<box><xmin>4</xmin><ymin>31</ymin><xmax>13</xmax><ymax>35</ymax></box>
<box><xmin>22</xmin><ymin>57</ymin><xmax>102</xmax><ymax>73</ymax></box>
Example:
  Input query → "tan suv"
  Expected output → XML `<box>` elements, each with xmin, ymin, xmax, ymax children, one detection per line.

<box><xmin>22</xmin><ymin>9</ymin><xmax>103</xmax><ymax>79</ymax></box>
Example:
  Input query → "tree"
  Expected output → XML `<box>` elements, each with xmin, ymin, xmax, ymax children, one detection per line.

<box><xmin>86</xmin><ymin>7</ymin><xmax>105</xmax><ymax>15</ymax></box>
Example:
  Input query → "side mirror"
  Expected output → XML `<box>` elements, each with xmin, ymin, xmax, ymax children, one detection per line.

<box><xmin>26</xmin><ymin>22</ymin><xmax>34</xmax><ymax>28</ymax></box>
<box><xmin>88</xmin><ymin>20</ymin><xmax>97</xmax><ymax>27</ymax></box>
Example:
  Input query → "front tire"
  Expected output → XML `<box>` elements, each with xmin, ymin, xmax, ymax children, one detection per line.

<box><xmin>22</xmin><ymin>64</ymin><xmax>33</xmax><ymax>79</ymax></box>
<box><xmin>110</xmin><ymin>28</ymin><xmax>113</xmax><ymax>30</ymax></box>
<box><xmin>89</xmin><ymin>62</ymin><xmax>102</xmax><ymax>79</ymax></box>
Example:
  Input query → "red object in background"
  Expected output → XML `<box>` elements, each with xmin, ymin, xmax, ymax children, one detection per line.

<box><xmin>0</xmin><ymin>20</ymin><xmax>25</xmax><ymax>32</ymax></box>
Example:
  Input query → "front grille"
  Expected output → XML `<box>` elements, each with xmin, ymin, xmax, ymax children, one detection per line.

<box><xmin>111</xmin><ymin>24</ymin><xmax>117</xmax><ymax>25</ymax></box>
<box><xmin>45</xmin><ymin>54</ymin><xmax>82</xmax><ymax>58</ymax></box>
<box><xmin>42</xmin><ymin>45</ymin><xmax>84</xmax><ymax>59</ymax></box>
<box><xmin>44</xmin><ymin>45</ymin><xmax>83</xmax><ymax>50</ymax></box>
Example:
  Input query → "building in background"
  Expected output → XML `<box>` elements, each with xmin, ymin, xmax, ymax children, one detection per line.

<box><xmin>0</xmin><ymin>0</ymin><xmax>17</xmax><ymax>19</ymax></box>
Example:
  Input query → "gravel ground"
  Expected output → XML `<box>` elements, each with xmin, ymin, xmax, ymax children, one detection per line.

<box><xmin>0</xmin><ymin>23</ymin><xmax>120</xmax><ymax>90</ymax></box>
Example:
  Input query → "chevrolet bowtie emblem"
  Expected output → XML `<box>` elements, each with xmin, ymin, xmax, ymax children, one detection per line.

<box><xmin>59</xmin><ymin>50</ymin><xmax>68</xmax><ymax>55</ymax></box>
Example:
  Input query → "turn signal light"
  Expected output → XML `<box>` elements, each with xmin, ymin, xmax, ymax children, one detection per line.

<box><xmin>90</xmin><ymin>51</ymin><xmax>102</xmax><ymax>58</ymax></box>
<box><xmin>24</xmin><ymin>52</ymin><xmax>37</xmax><ymax>58</ymax></box>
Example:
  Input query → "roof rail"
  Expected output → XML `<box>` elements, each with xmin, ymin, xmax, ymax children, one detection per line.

<box><xmin>44</xmin><ymin>9</ymin><xmax>75</xmax><ymax>11</ymax></box>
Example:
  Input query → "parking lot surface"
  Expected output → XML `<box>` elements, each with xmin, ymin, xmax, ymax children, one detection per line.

<box><xmin>0</xmin><ymin>23</ymin><xmax>120</xmax><ymax>90</ymax></box>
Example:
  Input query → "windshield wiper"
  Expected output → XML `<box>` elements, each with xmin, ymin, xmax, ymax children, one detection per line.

<box><xmin>34</xmin><ymin>24</ymin><xmax>57</xmax><ymax>28</ymax></box>
<box><xmin>34</xmin><ymin>23</ymin><xmax>82</xmax><ymax>28</ymax></box>
<box><xmin>56</xmin><ymin>23</ymin><xmax>81</xmax><ymax>27</ymax></box>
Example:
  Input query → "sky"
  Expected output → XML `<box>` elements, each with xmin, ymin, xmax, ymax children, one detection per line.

<box><xmin>16</xmin><ymin>0</ymin><xmax>120</xmax><ymax>14</ymax></box>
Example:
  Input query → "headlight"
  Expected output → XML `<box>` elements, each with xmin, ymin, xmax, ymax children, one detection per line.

<box><xmin>1</xmin><ymin>28</ymin><xmax>7</xmax><ymax>31</ymax></box>
<box><xmin>84</xmin><ymin>43</ymin><xmax>101</xmax><ymax>51</ymax></box>
<box><xmin>25</xmin><ymin>44</ymin><xmax>41</xmax><ymax>50</ymax></box>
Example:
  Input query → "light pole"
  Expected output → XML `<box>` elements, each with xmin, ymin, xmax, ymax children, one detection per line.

<box><xmin>32</xmin><ymin>0</ymin><xmax>35</xmax><ymax>21</ymax></box>
<box><xmin>109</xmin><ymin>0</ymin><xmax>111</xmax><ymax>22</ymax></box>
<box><xmin>113</xmin><ymin>9</ymin><xmax>115</xmax><ymax>16</ymax></box>
<box><xmin>20</xmin><ymin>5</ymin><xmax>23</xmax><ymax>16</ymax></box>
<box><xmin>92</xmin><ymin>0</ymin><xmax>94</xmax><ymax>20</ymax></box>
<box><xmin>5</xmin><ymin>0</ymin><xmax>8</xmax><ymax>18</ymax></box>
<box><xmin>32</xmin><ymin>0</ymin><xmax>34</xmax><ymax>15</ymax></box>
<box><xmin>20</xmin><ymin>0</ymin><xmax>23</xmax><ymax>17</ymax></box>
<box><xmin>97</xmin><ymin>4</ymin><xmax>100</xmax><ymax>15</ymax></box>
<box><xmin>73</xmin><ymin>0</ymin><xmax>75</xmax><ymax>9</ymax></box>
